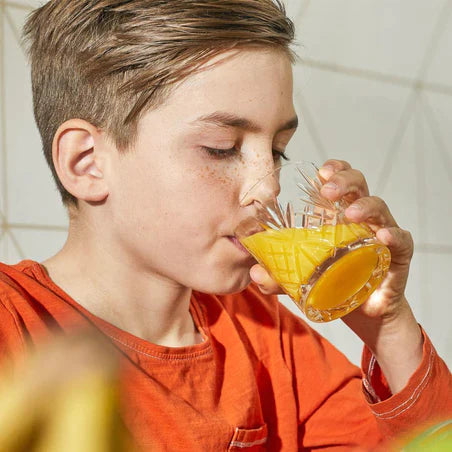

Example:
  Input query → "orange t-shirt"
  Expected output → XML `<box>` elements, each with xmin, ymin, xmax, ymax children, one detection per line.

<box><xmin>0</xmin><ymin>260</ymin><xmax>450</xmax><ymax>451</ymax></box>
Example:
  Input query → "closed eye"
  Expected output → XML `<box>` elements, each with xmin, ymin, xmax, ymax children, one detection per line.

<box><xmin>201</xmin><ymin>146</ymin><xmax>290</xmax><ymax>161</ymax></box>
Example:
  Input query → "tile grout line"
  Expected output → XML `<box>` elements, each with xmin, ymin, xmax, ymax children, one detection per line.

<box><xmin>375</xmin><ymin>0</ymin><xmax>450</xmax><ymax>196</ymax></box>
<box><xmin>298</xmin><ymin>58</ymin><xmax>452</xmax><ymax>97</ymax></box>
<box><xmin>296</xmin><ymin>1</ymin><xmax>452</xmax><ymax>97</ymax></box>
<box><xmin>8</xmin><ymin>223</ymin><xmax>68</xmax><ymax>231</ymax></box>
<box><xmin>415</xmin><ymin>0</ymin><xmax>452</xmax><ymax>82</ymax></box>
<box><xmin>375</xmin><ymin>92</ymin><xmax>418</xmax><ymax>194</ymax></box>
<box><xmin>6</xmin><ymin>228</ymin><xmax>25</xmax><ymax>259</ymax></box>
<box><xmin>415</xmin><ymin>244</ymin><xmax>452</xmax><ymax>254</ymax></box>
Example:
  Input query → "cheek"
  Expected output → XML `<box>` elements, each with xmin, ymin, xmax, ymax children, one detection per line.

<box><xmin>194</xmin><ymin>162</ymin><xmax>243</xmax><ymax>194</ymax></box>
<box><xmin>177</xmin><ymin>166</ymin><xmax>239</xmax><ymax>230</ymax></box>
<box><xmin>190</xmin><ymin>165</ymin><xmax>242</xmax><ymax>218</ymax></box>
<box><xmin>196</xmin><ymin>165</ymin><xmax>233</xmax><ymax>189</ymax></box>
<box><xmin>150</xmin><ymin>165</ymin><xmax>242</xmax><ymax>252</ymax></box>
<box><xmin>113</xmin><ymin>152</ymin><xmax>243</xmax><ymax>238</ymax></box>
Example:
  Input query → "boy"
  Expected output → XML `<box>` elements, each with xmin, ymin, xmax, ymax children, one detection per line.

<box><xmin>0</xmin><ymin>0</ymin><xmax>450</xmax><ymax>450</ymax></box>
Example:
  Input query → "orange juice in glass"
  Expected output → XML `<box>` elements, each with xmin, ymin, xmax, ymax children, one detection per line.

<box><xmin>234</xmin><ymin>162</ymin><xmax>391</xmax><ymax>322</ymax></box>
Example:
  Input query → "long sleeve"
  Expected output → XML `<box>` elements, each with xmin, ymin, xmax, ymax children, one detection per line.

<box><xmin>277</xmin><ymin>301</ymin><xmax>452</xmax><ymax>450</ymax></box>
<box><xmin>361</xmin><ymin>327</ymin><xmax>452</xmax><ymax>438</ymax></box>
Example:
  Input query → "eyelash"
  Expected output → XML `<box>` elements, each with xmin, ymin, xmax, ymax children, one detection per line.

<box><xmin>202</xmin><ymin>147</ymin><xmax>290</xmax><ymax>161</ymax></box>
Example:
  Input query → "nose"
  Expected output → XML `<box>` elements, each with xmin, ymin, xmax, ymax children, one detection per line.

<box><xmin>240</xmin><ymin>165</ymin><xmax>282</xmax><ymax>208</ymax></box>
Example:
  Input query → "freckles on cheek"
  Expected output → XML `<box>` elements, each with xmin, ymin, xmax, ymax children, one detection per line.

<box><xmin>197</xmin><ymin>159</ymin><xmax>244</xmax><ymax>184</ymax></box>
<box><xmin>191</xmin><ymin>166</ymin><xmax>241</xmax><ymax>211</ymax></box>
<box><xmin>195</xmin><ymin>165</ymin><xmax>236</xmax><ymax>188</ymax></box>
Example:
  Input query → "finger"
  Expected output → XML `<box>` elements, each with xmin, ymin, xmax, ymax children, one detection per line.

<box><xmin>344</xmin><ymin>196</ymin><xmax>398</xmax><ymax>229</ymax></box>
<box><xmin>250</xmin><ymin>264</ymin><xmax>281</xmax><ymax>294</ymax></box>
<box><xmin>376</xmin><ymin>227</ymin><xmax>414</xmax><ymax>265</ymax></box>
<box><xmin>320</xmin><ymin>168</ymin><xmax>370</xmax><ymax>202</ymax></box>
<box><xmin>318</xmin><ymin>159</ymin><xmax>352</xmax><ymax>180</ymax></box>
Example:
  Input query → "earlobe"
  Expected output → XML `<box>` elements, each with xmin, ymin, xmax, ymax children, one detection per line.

<box><xmin>53</xmin><ymin>119</ymin><xmax>109</xmax><ymax>203</ymax></box>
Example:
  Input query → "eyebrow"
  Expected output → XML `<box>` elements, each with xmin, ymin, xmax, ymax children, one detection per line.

<box><xmin>190</xmin><ymin>111</ymin><xmax>299</xmax><ymax>134</ymax></box>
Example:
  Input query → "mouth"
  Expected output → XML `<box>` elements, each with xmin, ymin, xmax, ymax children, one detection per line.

<box><xmin>226</xmin><ymin>236</ymin><xmax>252</xmax><ymax>256</ymax></box>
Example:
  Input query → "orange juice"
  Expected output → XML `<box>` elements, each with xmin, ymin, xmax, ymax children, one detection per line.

<box><xmin>240</xmin><ymin>223</ymin><xmax>390</xmax><ymax>321</ymax></box>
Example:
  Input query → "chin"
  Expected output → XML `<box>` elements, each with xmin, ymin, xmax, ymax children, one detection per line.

<box><xmin>192</xmin><ymin>268</ymin><xmax>252</xmax><ymax>295</ymax></box>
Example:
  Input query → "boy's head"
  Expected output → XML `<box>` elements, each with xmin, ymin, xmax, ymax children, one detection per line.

<box><xmin>23</xmin><ymin>0</ymin><xmax>295</xmax><ymax>206</ymax></box>
<box><xmin>24</xmin><ymin>1</ymin><xmax>298</xmax><ymax>294</ymax></box>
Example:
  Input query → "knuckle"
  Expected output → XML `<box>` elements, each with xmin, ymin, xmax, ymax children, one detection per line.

<box><xmin>369</xmin><ymin>196</ymin><xmax>388</xmax><ymax>210</ymax></box>
<box><xmin>402</xmin><ymin>229</ymin><xmax>414</xmax><ymax>247</ymax></box>
<box><xmin>350</xmin><ymin>168</ymin><xmax>367</xmax><ymax>185</ymax></box>
<box><xmin>323</xmin><ymin>159</ymin><xmax>351</xmax><ymax>171</ymax></box>
<box><xmin>393</xmin><ymin>227</ymin><xmax>414</xmax><ymax>249</ymax></box>
<box><xmin>337</xmin><ymin>159</ymin><xmax>352</xmax><ymax>169</ymax></box>
<box><xmin>353</xmin><ymin>196</ymin><xmax>372</xmax><ymax>209</ymax></box>
<box><xmin>328</xmin><ymin>172</ymin><xmax>346</xmax><ymax>185</ymax></box>
<box><xmin>349</xmin><ymin>168</ymin><xmax>363</xmax><ymax>178</ymax></box>
<box><xmin>330</xmin><ymin>169</ymin><xmax>368</xmax><ymax>195</ymax></box>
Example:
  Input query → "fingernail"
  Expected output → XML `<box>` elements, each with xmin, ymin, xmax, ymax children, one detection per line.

<box><xmin>348</xmin><ymin>203</ymin><xmax>362</xmax><ymax>210</ymax></box>
<box><xmin>319</xmin><ymin>165</ymin><xmax>335</xmax><ymax>178</ymax></box>
<box><xmin>323</xmin><ymin>182</ymin><xmax>338</xmax><ymax>191</ymax></box>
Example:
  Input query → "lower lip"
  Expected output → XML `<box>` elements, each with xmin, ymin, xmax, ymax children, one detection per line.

<box><xmin>227</xmin><ymin>236</ymin><xmax>252</xmax><ymax>256</ymax></box>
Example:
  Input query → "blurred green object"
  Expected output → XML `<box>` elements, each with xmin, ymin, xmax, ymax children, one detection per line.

<box><xmin>402</xmin><ymin>420</ymin><xmax>452</xmax><ymax>451</ymax></box>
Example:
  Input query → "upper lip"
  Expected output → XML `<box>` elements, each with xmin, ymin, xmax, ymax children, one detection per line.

<box><xmin>226</xmin><ymin>226</ymin><xmax>263</xmax><ymax>238</ymax></box>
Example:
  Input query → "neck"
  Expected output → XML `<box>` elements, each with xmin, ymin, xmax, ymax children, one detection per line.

<box><xmin>42</xmin><ymin>222</ymin><xmax>202</xmax><ymax>347</ymax></box>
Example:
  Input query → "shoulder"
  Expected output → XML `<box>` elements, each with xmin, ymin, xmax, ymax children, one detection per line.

<box><xmin>0</xmin><ymin>262</ymin><xmax>32</xmax><ymax>362</ymax></box>
<box><xmin>0</xmin><ymin>260</ymin><xmax>49</xmax><ymax>337</ymax></box>
<box><xmin>0</xmin><ymin>260</ymin><xmax>38</xmax><ymax>312</ymax></box>
<box><xmin>0</xmin><ymin>262</ymin><xmax>25</xmax><ymax>310</ymax></box>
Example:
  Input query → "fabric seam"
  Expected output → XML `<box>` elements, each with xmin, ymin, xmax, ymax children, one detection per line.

<box><xmin>371</xmin><ymin>348</ymin><xmax>434</xmax><ymax>419</ymax></box>
<box><xmin>363</xmin><ymin>355</ymin><xmax>381</xmax><ymax>403</ymax></box>
<box><xmin>230</xmin><ymin>437</ymin><xmax>267</xmax><ymax>448</ymax></box>
<box><xmin>107</xmin><ymin>334</ymin><xmax>213</xmax><ymax>361</ymax></box>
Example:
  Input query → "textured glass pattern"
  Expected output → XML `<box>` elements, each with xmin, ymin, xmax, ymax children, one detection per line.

<box><xmin>235</xmin><ymin>162</ymin><xmax>391</xmax><ymax>321</ymax></box>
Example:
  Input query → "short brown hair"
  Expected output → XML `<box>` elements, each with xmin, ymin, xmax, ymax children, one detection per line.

<box><xmin>23</xmin><ymin>0</ymin><xmax>296</xmax><ymax>205</ymax></box>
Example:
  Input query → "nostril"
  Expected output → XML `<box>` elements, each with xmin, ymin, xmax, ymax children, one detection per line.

<box><xmin>239</xmin><ymin>164</ymin><xmax>283</xmax><ymax>207</ymax></box>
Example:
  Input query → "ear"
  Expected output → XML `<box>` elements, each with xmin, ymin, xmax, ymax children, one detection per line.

<box><xmin>52</xmin><ymin>119</ymin><xmax>109</xmax><ymax>203</ymax></box>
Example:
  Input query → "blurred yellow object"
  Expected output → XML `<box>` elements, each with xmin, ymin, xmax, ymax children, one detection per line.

<box><xmin>0</xmin><ymin>331</ymin><xmax>139</xmax><ymax>452</ymax></box>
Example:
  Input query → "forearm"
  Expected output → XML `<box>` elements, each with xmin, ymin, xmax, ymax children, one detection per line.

<box><xmin>343</xmin><ymin>297</ymin><xmax>424</xmax><ymax>394</ymax></box>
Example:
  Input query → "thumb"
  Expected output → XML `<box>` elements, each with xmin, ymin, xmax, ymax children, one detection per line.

<box><xmin>250</xmin><ymin>264</ymin><xmax>282</xmax><ymax>294</ymax></box>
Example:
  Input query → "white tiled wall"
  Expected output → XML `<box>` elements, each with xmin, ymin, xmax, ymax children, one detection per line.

<box><xmin>1</xmin><ymin>0</ymin><xmax>451</xmax><ymax>367</ymax></box>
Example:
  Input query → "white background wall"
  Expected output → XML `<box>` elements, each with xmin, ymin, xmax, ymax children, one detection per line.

<box><xmin>1</xmin><ymin>0</ymin><xmax>451</xmax><ymax>367</ymax></box>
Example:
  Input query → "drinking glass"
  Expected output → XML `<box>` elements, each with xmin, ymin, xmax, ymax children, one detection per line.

<box><xmin>234</xmin><ymin>161</ymin><xmax>391</xmax><ymax>322</ymax></box>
